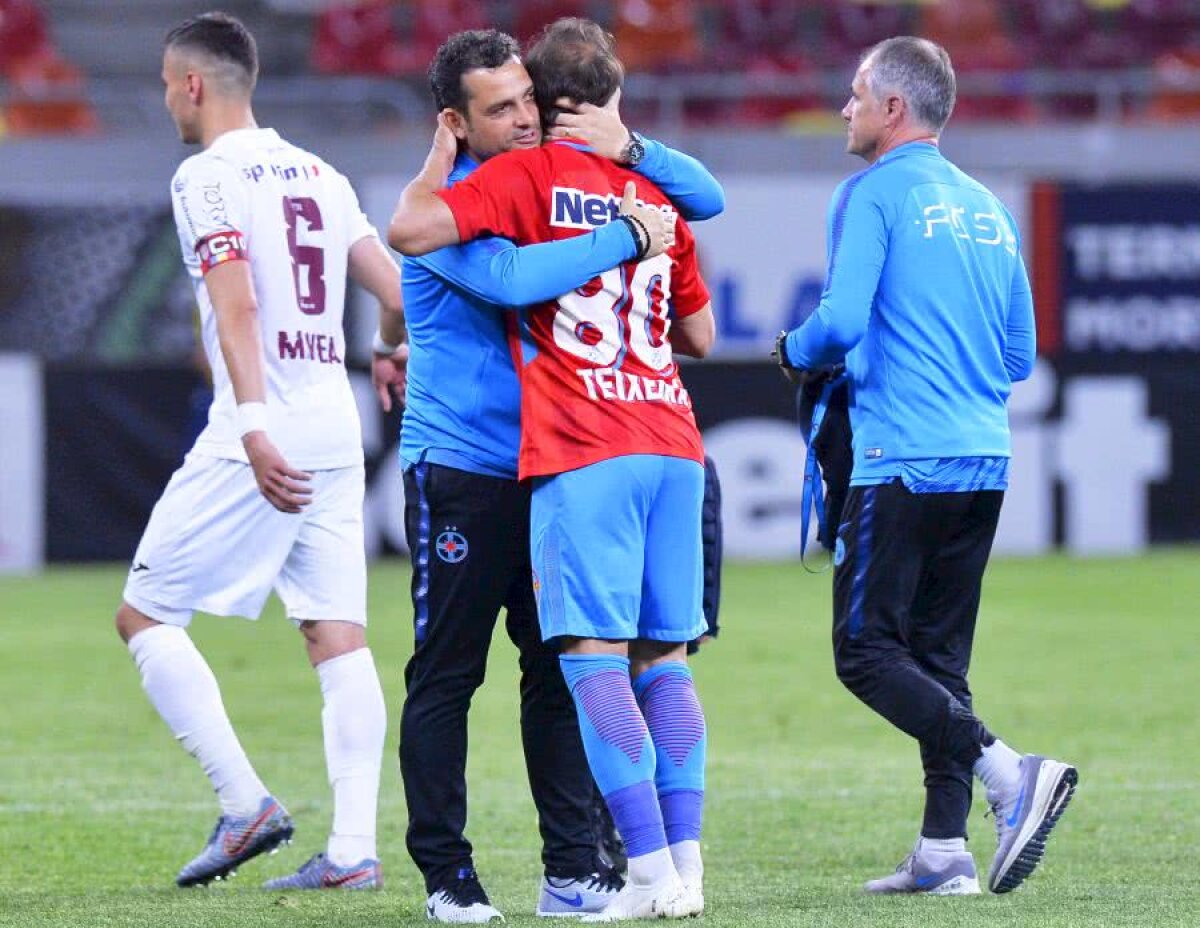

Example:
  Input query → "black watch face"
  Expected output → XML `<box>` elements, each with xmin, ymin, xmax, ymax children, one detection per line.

<box><xmin>626</xmin><ymin>133</ymin><xmax>645</xmax><ymax>165</ymax></box>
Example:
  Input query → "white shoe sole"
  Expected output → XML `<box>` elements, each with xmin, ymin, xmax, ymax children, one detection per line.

<box><xmin>926</xmin><ymin>875</ymin><xmax>981</xmax><ymax>896</ymax></box>
<box><xmin>579</xmin><ymin>877</ymin><xmax>697</xmax><ymax>922</ymax></box>
<box><xmin>426</xmin><ymin>901</ymin><xmax>505</xmax><ymax>923</ymax></box>
<box><xmin>673</xmin><ymin>884</ymin><xmax>704</xmax><ymax>916</ymax></box>
<box><xmin>863</xmin><ymin>873</ymin><xmax>981</xmax><ymax>895</ymax></box>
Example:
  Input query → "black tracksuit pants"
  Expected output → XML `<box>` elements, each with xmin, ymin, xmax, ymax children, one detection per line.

<box><xmin>832</xmin><ymin>480</ymin><xmax>1003</xmax><ymax>840</ymax></box>
<box><xmin>400</xmin><ymin>462</ymin><xmax>595</xmax><ymax>893</ymax></box>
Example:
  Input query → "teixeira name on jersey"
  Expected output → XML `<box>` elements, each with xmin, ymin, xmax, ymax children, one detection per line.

<box><xmin>576</xmin><ymin>366</ymin><xmax>693</xmax><ymax>408</ymax></box>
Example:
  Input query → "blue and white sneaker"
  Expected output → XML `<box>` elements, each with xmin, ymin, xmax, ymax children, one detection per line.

<box><xmin>537</xmin><ymin>870</ymin><xmax>624</xmax><ymax>917</ymax></box>
<box><xmin>175</xmin><ymin>796</ymin><xmax>293</xmax><ymax>887</ymax></box>
<box><xmin>864</xmin><ymin>840</ymin><xmax>981</xmax><ymax>895</ymax></box>
<box><xmin>263</xmin><ymin>852</ymin><xmax>381</xmax><ymax>890</ymax></box>
<box><xmin>987</xmin><ymin>754</ymin><xmax>1078</xmax><ymax>894</ymax></box>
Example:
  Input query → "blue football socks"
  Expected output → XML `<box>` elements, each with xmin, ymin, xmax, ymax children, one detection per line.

<box><xmin>559</xmin><ymin>653</ymin><xmax>667</xmax><ymax>859</ymax></box>
<box><xmin>633</xmin><ymin>661</ymin><xmax>706</xmax><ymax>845</ymax></box>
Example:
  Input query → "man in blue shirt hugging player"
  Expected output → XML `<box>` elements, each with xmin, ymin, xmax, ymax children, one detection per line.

<box><xmin>371</xmin><ymin>28</ymin><xmax>723</xmax><ymax>922</ymax></box>
<box><xmin>776</xmin><ymin>36</ymin><xmax>1076</xmax><ymax>897</ymax></box>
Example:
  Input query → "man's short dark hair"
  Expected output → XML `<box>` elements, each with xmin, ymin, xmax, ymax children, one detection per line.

<box><xmin>428</xmin><ymin>30</ymin><xmax>521</xmax><ymax>113</ymax></box>
<box><xmin>524</xmin><ymin>18</ymin><xmax>624</xmax><ymax>128</ymax></box>
<box><xmin>164</xmin><ymin>11</ymin><xmax>258</xmax><ymax>93</ymax></box>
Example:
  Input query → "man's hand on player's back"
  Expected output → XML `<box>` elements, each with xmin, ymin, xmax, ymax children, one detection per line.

<box><xmin>242</xmin><ymin>432</ymin><xmax>312</xmax><ymax>513</ymax></box>
<box><xmin>619</xmin><ymin>181</ymin><xmax>674</xmax><ymax>259</ymax></box>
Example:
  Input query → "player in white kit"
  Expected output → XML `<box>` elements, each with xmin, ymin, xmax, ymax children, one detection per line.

<box><xmin>114</xmin><ymin>12</ymin><xmax>406</xmax><ymax>890</ymax></box>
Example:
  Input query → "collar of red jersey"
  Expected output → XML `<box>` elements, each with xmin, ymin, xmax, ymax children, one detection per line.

<box><xmin>548</xmin><ymin>139</ymin><xmax>592</xmax><ymax>153</ymax></box>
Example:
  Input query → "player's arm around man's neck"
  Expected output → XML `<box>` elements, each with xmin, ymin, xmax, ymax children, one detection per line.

<box><xmin>389</xmin><ymin>114</ymin><xmax>463</xmax><ymax>256</ymax></box>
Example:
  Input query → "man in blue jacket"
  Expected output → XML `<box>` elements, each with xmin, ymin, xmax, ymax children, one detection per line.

<box><xmin>778</xmin><ymin>36</ymin><xmax>1076</xmax><ymax>897</ymax></box>
<box><xmin>373</xmin><ymin>28</ymin><xmax>723</xmax><ymax>923</ymax></box>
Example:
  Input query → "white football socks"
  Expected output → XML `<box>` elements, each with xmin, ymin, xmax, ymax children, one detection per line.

<box><xmin>128</xmin><ymin>623</ymin><xmax>268</xmax><ymax>818</ymax></box>
<box><xmin>627</xmin><ymin>846</ymin><xmax>680</xmax><ymax>889</ymax></box>
<box><xmin>920</xmin><ymin>836</ymin><xmax>967</xmax><ymax>855</ymax></box>
<box><xmin>669</xmin><ymin>839</ymin><xmax>704</xmax><ymax>886</ymax></box>
<box><xmin>317</xmin><ymin>647</ymin><xmax>386</xmax><ymax>866</ymax></box>
<box><xmin>974</xmin><ymin>738</ymin><xmax>1023</xmax><ymax>798</ymax></box>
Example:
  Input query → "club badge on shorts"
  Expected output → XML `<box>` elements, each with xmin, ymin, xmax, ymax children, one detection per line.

<box><xmin>435</xmin><ymin>527</ymin><xmax>468</xmax><ymax>564</ymax></box>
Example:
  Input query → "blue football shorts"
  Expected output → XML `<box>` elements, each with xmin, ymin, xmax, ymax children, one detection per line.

<box><xmin>530</xmin><ymin>453</ymin><xmax>707</xmax><ymax>643</ymax></box>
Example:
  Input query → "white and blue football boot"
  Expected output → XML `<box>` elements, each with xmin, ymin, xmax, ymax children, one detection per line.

<box><xmin>175</xmin><ymin>796</ymin><xmax>293</xmax><ymax>887</ymax></box>
<box><xmin>263</xmin><ymin>852</ymin><xmax>381</xmax><ymax>890</ymax></box>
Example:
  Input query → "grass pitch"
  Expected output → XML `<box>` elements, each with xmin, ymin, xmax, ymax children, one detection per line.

<box><xmin>1</xmin><ymin>552</ymin><xmax>1197</xmax><ymax>927</ymax></box>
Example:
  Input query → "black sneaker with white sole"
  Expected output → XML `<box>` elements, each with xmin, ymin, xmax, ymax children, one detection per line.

<box><xmin>426</xmin><ymin>867</ymin><xmax>504</xmax><ymax>923</ymax></box>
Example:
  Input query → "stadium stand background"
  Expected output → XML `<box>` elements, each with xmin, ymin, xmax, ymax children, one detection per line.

<box><xmin>10</xmin><ymin>0</ymin><xmax>1200</xmax><ymax>131</ymax></box>
<box><xmin>1</xmin><ymin>0</ymin><xmax>1197</xmax><ymax>571</ymax></box>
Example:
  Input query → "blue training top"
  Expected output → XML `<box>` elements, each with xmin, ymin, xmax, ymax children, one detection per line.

<box><xmin>784</xmin><ymin>141</ymin><xmax>1035</xmax><ymax>488</ymax></box>
<box><xmin>400</xmin><ymin>138</ymin><xmax>725</xmax><ymax>479</ymax></box>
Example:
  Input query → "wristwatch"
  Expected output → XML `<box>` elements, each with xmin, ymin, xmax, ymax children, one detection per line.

<box><xmin>620</xmin><ymin>131</ymin><xmax>646</xmax><ymax>167</ymax></box>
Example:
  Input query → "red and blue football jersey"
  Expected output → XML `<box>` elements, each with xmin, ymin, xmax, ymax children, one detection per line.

<box><xmin>438</xmin><ymin>141</ymin><xmax>710</xmax><ymax>479</ymax></box>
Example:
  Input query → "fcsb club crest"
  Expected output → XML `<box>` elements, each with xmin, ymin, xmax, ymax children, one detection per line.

<box><xmin>435</xmin><ymin>529</ymin><xmax>468</xmax><ymax>564</ymax></box>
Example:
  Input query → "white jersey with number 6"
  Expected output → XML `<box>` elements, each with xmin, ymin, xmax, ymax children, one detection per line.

<box><xmin>171</xmin><ymin>126</ymin><xmax>375</xmax><ymax>470</ymax></box>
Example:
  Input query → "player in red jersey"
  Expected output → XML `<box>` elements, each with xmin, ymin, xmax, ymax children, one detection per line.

<box><xmin>434</xmin><ymin>141</ymin><xmax>708</xmax><ymax>482</ymax></box>
<box><xmin>390</xmin><ymin>19</ymin><xmax>715</xmax><ymax>920</ymax></box>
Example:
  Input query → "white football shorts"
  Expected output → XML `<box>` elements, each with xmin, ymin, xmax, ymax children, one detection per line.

<box><xmin>123</xmin><ymin>452</ymin><xmax>367</xmax><ymax>627</ymax></box>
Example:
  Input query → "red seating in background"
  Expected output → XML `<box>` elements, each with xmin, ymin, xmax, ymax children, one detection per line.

<box><xmin>0</xmin><ymin>0</ymin><xmax>97</xmax><ymax>135</ymax></box>
<box><xmin>1009</xmin><ymin>0</ymin><xmax>1148</xmax><ymax>70</ymax></box>
<box><xmin>920</xmin><ymin>0</ymin><xmax>1035</xmax><ymax>121</ymax></box>
<box><xmin>312</xmin><ymin>0</ymin><xmax>489</xmax><ymax>78</ymax></box>
<box><xmin>613</xmin><ymin>0</ymin><xmax>703</xmax><ymax>73</ymax></box>
<box><xmin>818</xmin><ymin>0</ymin><xmax>915</xmax><ymax>68</ymax></box>
<box><xmin>0</xmin><ymin>0</ymin><xmax>50</xmax><ymax>64</ymax></box>
<box><xmin>512</xmin><ymin>0</ymin><xmax>592</xmax><ymax>44</ymax></box>
<box><xmin>703</xmin><ymin>2</ymin><xmax>823</xmax><ymax>125</ymax></box>
<box><xmin>295</xmin><ymin>0</ymin><xmax>1200</xmax><ymax>126</ymax></box>
<box><xmin>1131</xmin><ymin>0</ymin><xmax>1200</xmax><ymax>56</ymax></box>
<box><xmin>712</xmin><ymin>1</ymin><xmax>809</xmax><ymax>72</ymax></box>
<box><xmin>311</xmin><ymin>0</ymin><xmax>403</xmax><ymax>76</ymax></box>
<box><xmin>1148</xmin><ymin>43</ymin><xmax>1200</xmax><ymax>119</ymax></box>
